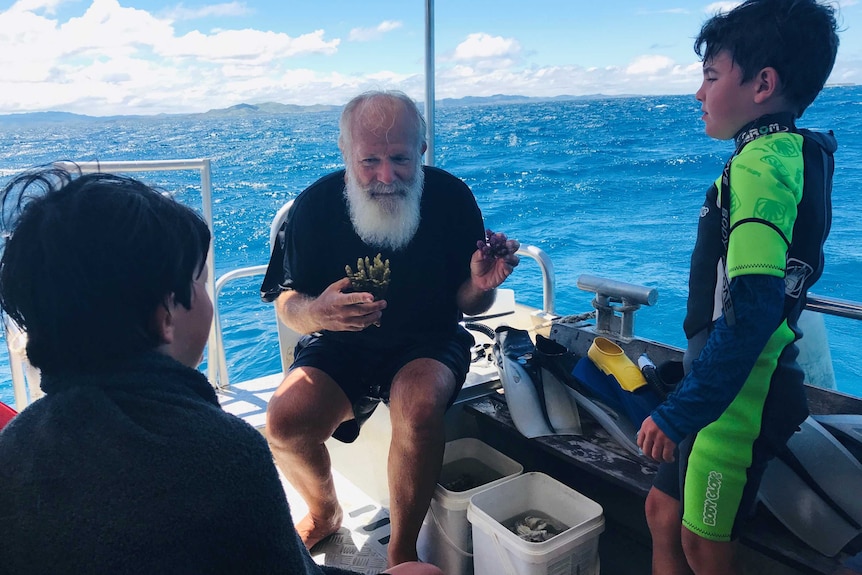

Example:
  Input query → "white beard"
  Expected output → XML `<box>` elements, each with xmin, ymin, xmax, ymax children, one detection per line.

<box><xmin>344</xmin><ymin>165</ymin><xmax>424</xmax><ymax>251</ymax></box>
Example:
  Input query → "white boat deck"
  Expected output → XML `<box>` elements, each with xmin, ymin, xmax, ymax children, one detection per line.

<box><xmin>212</xmin><ymin>290</ymin><xmax>550</xmax><ymax>573</ymax></box>
<box><xmin>218</xmin><ymin>374</ymin><xmax>393</xmax><ymax>573</ymax></box>
<box><xmin>213</xmin><ymin>313</ymin><xmax>517</xmax><ymax>574</ymax></box>
<box><xmin>294</xmin><ymin>468</ymin><xmax>391</xmax><ymax>574</ymax></box>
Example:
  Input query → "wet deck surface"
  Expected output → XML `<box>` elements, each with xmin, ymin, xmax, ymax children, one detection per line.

<box><xmin>465</xmin><ymin>393</ymin><xmax>658</xmax><ymax>495</ymax></box>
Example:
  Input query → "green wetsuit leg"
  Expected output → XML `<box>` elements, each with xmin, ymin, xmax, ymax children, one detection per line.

<box><xmin>682</xmin><ymin>322</ymin><xmax>795</xmax><ymax>540</ymax></box>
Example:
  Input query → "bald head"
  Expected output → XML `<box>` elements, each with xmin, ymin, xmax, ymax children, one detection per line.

<box><xmin>338</xmin><ymin>91</ymin><xmax>427</xmax><ymax>161</ymax></box>
<box><xmin>339</xmin><ymin>91</ymin><xmax>427</xmax><ymax>251</ymax></box>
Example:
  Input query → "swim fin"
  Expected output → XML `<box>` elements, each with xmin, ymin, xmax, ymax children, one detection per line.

<box><xmin>492</xmin><ymin>326</ymin><xmax>554</xmax><ymax>438</ymax></box>
<box><xmin>534</xmin><ymin>335</ymin><xmax>582</xmax><ymax>435</ymax></box>
<box><xmin>758</xmin><ymin>416</ymin><xmax>862</xmax><ymax>557</ymax></box>
<box><xmin>514</xmin><ymin>335</ymin><xmax>645</xmax><ymax>455</ymax></box>
<box><xmin>573</xmin><ymin>353</ymin><xmax>662</xmax><ymax>429</ymax></box>
<box><xmin>588</xmin><ymin>336</ymin><xmax>648</xmax><ymax>391</ymax></box>
<box><xmin>569</xmin><ymin>356</ymin><xmax>641</xmax><ymax>457</ymax></box>
<box><xmin>811</xmin><ymin>413</ymin><xmax>862</xmax><ymax>464</ymax></box>
<box><xmin>567</xmin><ymin>386</ymin><xmax>641</xmax><ymax>457</ymax></box>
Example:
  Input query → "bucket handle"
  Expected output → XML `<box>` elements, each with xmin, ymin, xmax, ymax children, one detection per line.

<box><xmin>491</xmin><ymin>530</ymin><xmax>519</xmax><ymax>575</ymax></box>
<box><xmin>429</xmin><ymin>505</ymin><xmax>473</xmax><ymax>558</ymax></box>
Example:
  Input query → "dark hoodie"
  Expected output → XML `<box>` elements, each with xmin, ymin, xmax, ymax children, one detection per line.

<box><xmin>0</xmin><ymin>351</ymin><xmax>356</xmax><ymax>575</ymax></box>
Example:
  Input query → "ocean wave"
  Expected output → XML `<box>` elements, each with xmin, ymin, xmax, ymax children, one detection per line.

<box><xmin>1</xmin><ymin>87</ymin><xmax>861</xmax><ymax>402</ymax></box>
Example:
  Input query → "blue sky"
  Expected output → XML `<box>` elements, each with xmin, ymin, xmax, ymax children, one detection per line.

<box><xmin>0</xmin><ymin>0</ymin><xmax>859</xmax><ymax>116</ymax></box>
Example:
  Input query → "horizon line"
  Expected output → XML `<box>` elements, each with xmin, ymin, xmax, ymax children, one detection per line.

<box><xmin>1</xmin><ymin>83</ymin><xmax>857</xmax><ymax>120</ymax></box>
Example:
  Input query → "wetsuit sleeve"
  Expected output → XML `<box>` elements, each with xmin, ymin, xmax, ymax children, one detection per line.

<box><xmin>650</xmin><ymin>134</ymin><xmax>804</xmax><ymax>443</ymax></box>
<box><xmin>726</xmin><ymin>133</ymin><xmax>803</xmax><ymax>279</ymax></box>
<box><xmin>650</xmin><ymin>274</ymin><xmax>785</xmax><ymax>444</ymax></box>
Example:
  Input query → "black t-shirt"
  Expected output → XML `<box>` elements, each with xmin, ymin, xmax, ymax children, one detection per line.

<box><xmin>262</xmin><ymin>166</ymin><xmax>485</xmax><ymax>348</ymax></box>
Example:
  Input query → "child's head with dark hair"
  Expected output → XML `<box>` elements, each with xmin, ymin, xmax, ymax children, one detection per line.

<box><xmin>695</xmin><ymin>0</ymin><xmax>839</xmax><ymax>118</ymax></box>
<box><xmin>0</xmin><ymin>167</ymin><xmax>212</xmax><ymax>374</ymax></box>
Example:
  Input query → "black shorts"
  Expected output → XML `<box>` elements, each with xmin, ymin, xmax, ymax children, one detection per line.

<box><xmin>291</xmin><ymin>330</ymin><xmax>473</xmax><ymax>443</ymax></box>
<box><xmin>652</xmin><ymin>435</ymin><xmax>691</xmax><ymax>502</ymax></box>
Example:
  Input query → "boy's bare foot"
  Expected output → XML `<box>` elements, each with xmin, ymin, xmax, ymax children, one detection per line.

<box><xmin>296</xmin><ymin>507</ymin><xmax>343</xmax><ymax>550</ymax></box>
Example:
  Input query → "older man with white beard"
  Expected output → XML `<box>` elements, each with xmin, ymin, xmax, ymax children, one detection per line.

<box><xmin>260</xmin><ymin>90</ymin><xmax>519</xmax><ymax>569</ymax></box>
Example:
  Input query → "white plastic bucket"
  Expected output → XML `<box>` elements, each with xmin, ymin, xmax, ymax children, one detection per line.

<box><xmin>467</xmin><ymin>472</ymin><xmax>604</xmax><ymax>575</ymax></box>
<box><xmin>417</xmin><ymin>437</ymin><xmax>523</xmax><ymax>575</ymax></box>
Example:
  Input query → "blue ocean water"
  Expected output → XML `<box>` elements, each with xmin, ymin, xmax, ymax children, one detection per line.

<box><xmin>1</xmin><ymin>86</ymin><xmax>860</xmax><ymax>405</ymax></box>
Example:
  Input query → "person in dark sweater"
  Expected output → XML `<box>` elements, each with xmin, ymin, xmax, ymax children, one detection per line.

<box><xmin>0</xmin><ymin>167</ymin><xmax>440</xmax><ymax>575</ymax></box>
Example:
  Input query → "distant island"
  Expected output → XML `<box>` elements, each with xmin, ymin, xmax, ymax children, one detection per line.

<box><xmin>0</xmin><ymin>93</ymin><xmax>631</xmax><ymax>125</ymax></box>
<box><xmin>0</xmin><ymin>85</ymin><xmax>856</xmax><ymax>124</ymax></box>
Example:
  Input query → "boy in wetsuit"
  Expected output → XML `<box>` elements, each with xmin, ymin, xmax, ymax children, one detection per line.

<box><xmin>636</xmin><ymin>1</ymin><xmax>839</xmax><ymax>573</ymax></box>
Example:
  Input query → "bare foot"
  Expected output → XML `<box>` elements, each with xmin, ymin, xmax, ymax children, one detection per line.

<box><xmin>295</xmin><ymin>507</ymin><xmax>343</xmax><ymax>550</ymax></box>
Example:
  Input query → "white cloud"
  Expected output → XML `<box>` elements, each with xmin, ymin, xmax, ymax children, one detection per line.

<box><xmin>348</xmin><ymin>20</ymin><xmax>402</xmax><ymax>42</ymax></box>
<box><xmin>0</xmin><ymin>8</ymin><xmax>61</xmax><ymax>82</ymax></box>
<box><xmin>10</xmin><ymin>0</ymin><xmax>64</xmax><ymax>14</ymax></box>
<box><xmin>625</xmin><ymin>55</ymin><xmax>676</xmax><ymax>75</ymax></box>
<box><xmin>0</xmin><ymin>1</ymin><xmax>856</xmax><ymax>116</ymax></box>
<box><xmin>452</xmin><ymin>33</ymin><xmax>521</xmax><ymax>61</ymax></box>
<box><xmin>0</xmin><ymin>0</ymin><xmax>344</xmax><ymax>114</ymax></box>
<box><xmin>59</xmin><ymin>0</ymin><xmax>176</xmax><ymax>57</ymax></box>
<box><xmin>433</xmin><ymin>58</ymin><xmax>702</xmax><ymax>101</ymax></box>
<box><xmin>640</xmin><ymin>8</ymin><xmax>690</xmax><ymax>15</ymax></box>
<box><xmin>163</xmin><ymin>2</ymin><xmax>251</xmax><ymax>21</ymax></box>
<box><xmin>704</xmin><ymin>2</ymin><xmax>741</xmax><ymax>15</ymax></box>
<box><xmin>165</xmin><ymin>29</ymin><xmax>339</xmax><ymax>64</ymax></box>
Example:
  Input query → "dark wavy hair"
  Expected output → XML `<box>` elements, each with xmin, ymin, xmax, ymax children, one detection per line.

<box><xmin>0</xmin><ymin>166</ymin><xmax>211</xmax><ymax>373</ymax></box>
<box><xmin>695</xmin><ymin>0</ymin><xmax>840</xmax><ymax>117</ymax></box>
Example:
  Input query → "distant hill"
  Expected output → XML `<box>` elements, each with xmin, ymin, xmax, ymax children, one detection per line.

<box><xmin>0</xmin><ymin>110</ymin><xmax>100</xmax><ymax>124</ymax></box>
<box><xmin>197</xmin><ymin>102</ymin><xmax>341</xmax><ymax>117</ymax></box>
<box><xmin>0</xmin><ymin>101</ymin><xmax>343</xmax><ymax>124</ymax></box>
<box><xmin>436</xmin><ymin>93</ymin><xmax>621</xmax><ymax>108</ymax></box>
<box><xmin>0</xmin><ymin>88</ymin><xmax>820</xmax><ymax>123</ymax></box>
<box><xmin>202</xmin><ymin>94</ymin><xmax>615</xmax><ymax>114</ymax></box>
<box><xmin>0</xmin><ymin>95</ymin><xmax>574</xmax><ymax>123</ymax></box>
<box><xmin>0</xmin><ymin>94</ymin><xmax>649</xmax><ymax>124</ymax></box>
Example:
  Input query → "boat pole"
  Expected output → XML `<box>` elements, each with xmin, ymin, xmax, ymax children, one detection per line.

<box><xmin>424</xmin><ymin>0</ymin><xmax>435</xmax><ymax>167</ymax></box>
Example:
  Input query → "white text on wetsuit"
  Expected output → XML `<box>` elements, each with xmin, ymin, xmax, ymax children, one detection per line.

<box><xmin>737</xmin><ymin>122</ymin><xmax>789</xmax><ymax>146</ymax></box>
<box><xmin>703</xmin><ymin>470</ymin><xmax>723</xmax><ymax>527</ymax></box>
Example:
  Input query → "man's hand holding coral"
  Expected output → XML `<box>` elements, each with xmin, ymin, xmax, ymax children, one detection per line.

<box><xmin>310</xmin><ymin>277</ymin><xmax>387</xmax><ymax>331</ymax></box>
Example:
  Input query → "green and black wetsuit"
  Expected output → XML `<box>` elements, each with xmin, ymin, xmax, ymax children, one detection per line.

<box><xmin>651</xmin><ymin>113</ymin><xmax>837</xmax><ymax>541</ymax></box>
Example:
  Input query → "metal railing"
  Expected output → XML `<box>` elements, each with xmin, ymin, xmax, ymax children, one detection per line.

<box><xmin>805</xmin><ymin>293</ymin><xmax>862</xmax><ymax>320</ymax></box>
<box><xmin>573</xmin><ymin>275</ymin><xmax>862</xmax><ymax>343</ymax></box>
<box><xmin>211</xmin><ymin>265</ymin><xmax>270</xmax><ymax>389</ymax></box>
<box><xmin>5</xmin><ymin>157</ymin><xmax>856</xmax><ymax>402</ymax></box>
<box><xmin>3</xmin><ymin>159</ymin><xmax>217</xmax><ymax>410</ymax></box>
<box><xmin>210</xmin><ymin>243</ymin><xmax>557</xmax><ymax>388</ymax></box>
